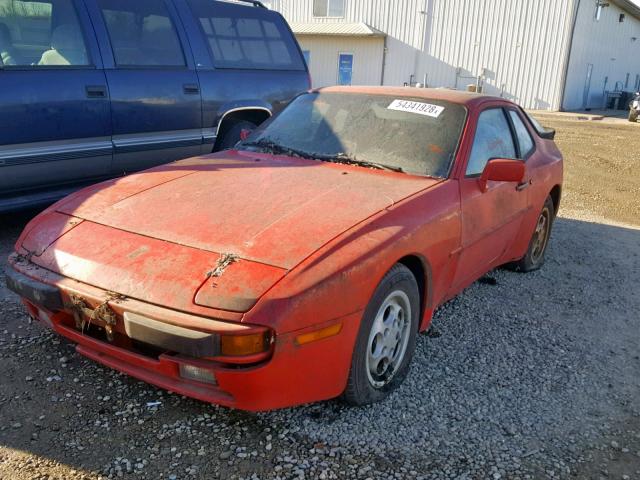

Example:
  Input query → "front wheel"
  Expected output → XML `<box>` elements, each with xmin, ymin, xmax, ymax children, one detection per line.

<box><xmin>343</xmin><ymin>264</ymin><xmax>420</xmax><ymax>406</ymax></box>
<box><xmin>507</xmin><ymin>196</ymin><xmax>555</xmax><ymax>272</ymax></box>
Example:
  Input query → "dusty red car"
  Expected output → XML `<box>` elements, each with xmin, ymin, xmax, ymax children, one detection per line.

<box><xmin>7</xmin><ymin>87</ymin><xmax>562</xmax><ymax>411</ymax></box>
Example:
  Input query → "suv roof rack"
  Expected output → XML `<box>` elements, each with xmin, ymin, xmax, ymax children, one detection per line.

<box><xmin>224</xmin><ymin>0</ymin><xmax>267</xmax><ymax>8</ymax></box>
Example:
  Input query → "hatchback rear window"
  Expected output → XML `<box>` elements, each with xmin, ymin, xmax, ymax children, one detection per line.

<box><xmin>187</xmin><ymin>0</ymin><xmax>305</xmax><ymax>71</ymax></box>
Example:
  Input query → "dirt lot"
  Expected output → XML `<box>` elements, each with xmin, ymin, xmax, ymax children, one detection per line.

<box><xmin>0</xmin><ymin>117</ymin><xmax>639</xmax><ymax>480</ymax></box>
<box><xmin>541</xmin><ymin>117</ymin><xmax>640</xmax><ymax>226</ymax></box>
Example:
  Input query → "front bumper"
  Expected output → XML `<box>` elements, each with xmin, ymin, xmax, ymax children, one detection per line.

<box><xmin>5</xmin><ymin>256</ymin><xmax>360</xmax><ymax>411</ymax></box>
<box><xmin>5</xmin><ymin>266</ymin><xmax>64</xmax><ymax>312</ymax></box>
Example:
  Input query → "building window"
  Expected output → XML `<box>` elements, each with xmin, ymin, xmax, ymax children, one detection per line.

<box><xmin>313</xmin><ymin>0</ymin><xmax>344</xmax><ymax>17</ymax></box>
<box><xmin>619</xmin><ymin>13</ymin><xmax>625</xmax><ymax>22</ymax></box>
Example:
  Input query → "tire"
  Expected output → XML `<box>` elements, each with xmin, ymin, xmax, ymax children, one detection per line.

<box><xmin>343</xmin><ymin>264</ymin><xmax>420</xmax><ymax>406</ymax></box>
<box><xmin>507</xmin><ymin>196</ymin><xmax>555</xmax><ymax>273</ymax></box>
<box><xmin>629</xmin><ymin>110</ymin><xmax>638</xmax><ymax>123</ymax></box>
<box><xmin>216</xmin><ymin>120</ymin><xmax>257</xmax><ymax>151</ymax></box>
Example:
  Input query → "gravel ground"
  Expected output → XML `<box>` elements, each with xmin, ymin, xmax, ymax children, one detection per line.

<box><xmin>1</xmin><ymin>118</ymin><xmax>639</xmax><ymax>480</ymax></box>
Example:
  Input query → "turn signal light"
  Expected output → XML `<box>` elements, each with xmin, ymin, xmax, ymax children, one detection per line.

<box><xmin>295</xmin><ymin>323</ymin><xmax>342</xmax><ymax>345</ymax></box>
<box><xmin>220</xmin><ymin>331</ymin><xmax>271</xmax><ymax>356</ymax></box>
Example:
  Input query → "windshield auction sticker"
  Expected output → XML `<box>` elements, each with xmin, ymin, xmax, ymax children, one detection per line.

<box><xmin>387</xmin><ymin>99</ymin><xmax>445</xmax><ymax>118</ymax></box>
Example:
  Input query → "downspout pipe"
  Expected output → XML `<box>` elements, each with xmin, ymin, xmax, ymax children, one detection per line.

<box><xmin>558</xmin><ymin>0</ymin><xmax>581</xmax><ymax>111</ymax></box>
<box><xmin>380</xmin><ymin>34</ymin><xmax>388</xmax><ymax>85</ymax></box>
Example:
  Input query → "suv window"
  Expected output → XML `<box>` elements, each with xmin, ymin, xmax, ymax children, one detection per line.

<box><xmin>0</xmin><ymin>0</ymin><xmax>89</xmax><ymax>67</ymax></box>
<box><xmin>97</xmin><ymin>0</ymin><xmax>185</xmax><ymax>67</ymax></box>
<box><xmin>466</xmin><ymin>108</ymin><xmax>516</xmax><ymax>176</ymax></box>
<box><xmin>508</xmin><ymin>110</ymin><xmax>534</xmax><ymax>157</ymax></box>
<box><xmin>187</xmin><ymin>0</ymin><xmax>305</xmax><ymax>71</ymax></box>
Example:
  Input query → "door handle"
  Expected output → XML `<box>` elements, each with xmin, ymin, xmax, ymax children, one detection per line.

<box><xmin>86</xmin><ymin>85</ymin><xmax>107</xmax><ymax>98</ymax></box>
<box><xmin>183</xmin><ymin>83</ymin><xmax>200</xmax><ymax>95</ymax></box>
<box><xmin>516</xmin><ymin>180</ymin><xmax>532</xmax><ymax>192</ymax></box>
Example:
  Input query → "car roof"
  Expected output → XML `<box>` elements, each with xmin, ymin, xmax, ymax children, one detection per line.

<box><xmin>315</xmin><ymin>85</ymin><xmax>511</xmax><ymax>108</ymax></box>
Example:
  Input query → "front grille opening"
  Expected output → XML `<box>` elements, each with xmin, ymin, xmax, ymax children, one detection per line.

<box><xmin>130</xmin><ymin>339</ymin><xmax>168</xmax><ymax>359</ymax></box>
<box><xmin>59</xmin><ymin>314</ymin><xmax>169</xmax><ymax>360</ymax></box>
<box><xmin>57</xmin><ymin>311</ymin><xmax>267</xmax><ymax>368</ymax></box>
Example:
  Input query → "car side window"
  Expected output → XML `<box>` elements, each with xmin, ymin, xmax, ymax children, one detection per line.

<box><xmin>0</xmin><ymin>0</ymin><xmax>90</xmax><ymax>67</ymax></box>
<box><xmin>187</xmin><ymin>0</ymin><xmax>306</xmax><ymax>71</ymax></box>
<box><xmin>508</xmin><ymin>110</ymin><xmax>535</xmax><ymax>158</ymax></box>
<box><xmin>466</xmin><ymin>108</ymin><xmax>517</xmax><ymax>176</ymax></box>
<box><xmin>97</xmin><ymin>0</ymin><xmax>186</xmax><ymax>67</ymax></box>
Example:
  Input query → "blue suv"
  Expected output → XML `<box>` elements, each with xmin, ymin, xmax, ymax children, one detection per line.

<box><xmin>0</xmin><ymin>0</ymin><xmax>310</xmax><ymax>212</ymax></box>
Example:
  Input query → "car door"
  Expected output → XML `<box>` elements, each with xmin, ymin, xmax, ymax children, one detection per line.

<box><xmin>449</xmin><ymin>106</ymin><xmax>530</xmax><ymax>292</ymax></box>
<box><xmin>0</xmin><ymin>0</ymin><xmax>112</xmax><ymax>208</ymax></box>
<box><xmin>85</xmin><ymin>0</ymin><xmax>203</xmax><ymax>175</ymax></box>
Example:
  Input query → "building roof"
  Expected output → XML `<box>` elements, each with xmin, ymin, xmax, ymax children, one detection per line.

<box><xmin>612</xmin><ymin>0</ymin><xmax>640</xmax><ymax>20</ymax></box>
<box><xmin>289</xmin><ymin>22</ymin><xmax>386</xmax><ymax>37</ymax></box>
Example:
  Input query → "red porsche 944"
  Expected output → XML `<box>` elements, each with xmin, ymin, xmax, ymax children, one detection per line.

<box><xmin>7</xmin><ymin>87</ymin><xmax>563</xmax><ymax>411</ymax></box>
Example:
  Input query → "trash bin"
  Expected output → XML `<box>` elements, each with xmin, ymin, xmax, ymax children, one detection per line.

<box><xmin>605</xmin><ymin>92</ymin><xmax>622</xmax><ymax>109</ymax></box>
<box><xmin>619</xmin><ymin>92</ymin><xmax>633</xmax><ymax>110</ymax></box>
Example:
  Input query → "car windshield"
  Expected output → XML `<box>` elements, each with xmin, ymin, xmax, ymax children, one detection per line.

<box><xmin>239</xmin><ymin>92</ymin><xmax>467</xmax><ymax>177</ymax></box>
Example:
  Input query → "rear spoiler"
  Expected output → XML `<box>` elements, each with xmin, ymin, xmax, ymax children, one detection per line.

<box><xmin>539</xmin><ymin>128</ymin><xmax>556</xmax><ymax>141</ymax></box>
<box><xmin>522</xmin><ymin>110</ymin><xmax>556</xmax><ymax>141</ymax></box>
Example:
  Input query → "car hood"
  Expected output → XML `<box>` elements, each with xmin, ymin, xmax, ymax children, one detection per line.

<box><xmin>23</xmin><ymin>151</ymin><xmax>439</xmax><ymax>313</ymax></box>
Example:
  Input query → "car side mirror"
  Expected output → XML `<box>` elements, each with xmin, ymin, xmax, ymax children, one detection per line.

<box><xmin>478</xmin><ymin>158</ymin><xmax>525</xmax><ymax>192</ymax></box>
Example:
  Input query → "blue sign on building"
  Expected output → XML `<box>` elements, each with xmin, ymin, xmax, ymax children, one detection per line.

<box><xmin>338</xmin><ymin>53</ymin><xmax>353</xmax><ymax>86</ymax></box>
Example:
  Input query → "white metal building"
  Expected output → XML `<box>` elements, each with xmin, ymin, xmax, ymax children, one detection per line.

<box><xmin>263</xmin><ymin>0</ymin><xmax>640</xmax><ymax>111</ymax></box>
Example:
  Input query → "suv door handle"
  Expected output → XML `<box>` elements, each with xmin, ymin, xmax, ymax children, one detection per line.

<box><xmin>516</xmin><ymin>180</ymin><xmax>532</xmax><ymax>192</ymax></box>
<box><xmin>183</xmin><ymin>83</ymin><xmax>200</xmax><ymax>95</ymax></box>
<box><xmin>86</xmin><ymin>85</ymin><xmax>107</xmax><ymax>98</ymax></box>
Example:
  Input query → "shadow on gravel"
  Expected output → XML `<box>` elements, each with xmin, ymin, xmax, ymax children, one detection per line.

<box><xmin>0</xmin><ymin>209</ymin><xmax>40</xmax><ymax>301</ymax></box>
<box><xmin>0</xmin><ymin>216</ymin><xmax>639</xmax><ymax>479</ymax></box>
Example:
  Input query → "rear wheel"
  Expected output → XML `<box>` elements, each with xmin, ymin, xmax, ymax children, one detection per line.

<box><xmin>508</xmin><ymin>196</ymin><xmax>555</xmax><ymax>272</ymax></box>
<box><xmin>216</xmin><ymin>120</ymin><xmax>257</xmax><ymax>151</ymax></box>
<box><xmin>343</xmin><ymin>264</ymin><xmax>420</xmax><ymax>406</ymax></box>
<box><xmin>629</xmin><ymin>110</ymin><xmax>638</xmax><ymax>123</ymax></box>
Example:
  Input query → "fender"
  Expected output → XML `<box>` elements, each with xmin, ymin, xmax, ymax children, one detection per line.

<box><xmin>215</xmin><ymin>101</ymin><xmax>274</xmax><ymax>135</ymax></box>
<box><xmin>245</xmin><ymin>179</ymin><xmax>459</xmax><ymax>335</ymax></box>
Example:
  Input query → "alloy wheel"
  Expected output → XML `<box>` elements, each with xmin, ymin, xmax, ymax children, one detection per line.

<box><xmin>531</xmin><ymin>206</ymin><xmax>551</xmax><ymax>263</ymax></box>
<box><xmin>365</xmin><ymin>290</ymin><xmax>412</xmax><ymax>388</ymax></box>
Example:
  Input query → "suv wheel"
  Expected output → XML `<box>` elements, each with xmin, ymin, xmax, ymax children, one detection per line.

<box><xmin>217</xmin><ymin>120</ymin><xmax>257</xmax><ymax>151</ymax></box>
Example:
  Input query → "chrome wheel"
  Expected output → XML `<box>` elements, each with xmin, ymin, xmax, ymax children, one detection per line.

<box><xmin>366</xmin><ymin>290</ymin><xmax>412</xmax><ymax>388</ymax></box>
<box><xmin>531</xmin><ymin>206</ymin><xmax>551</xmax><ymax>263</ymax></box>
